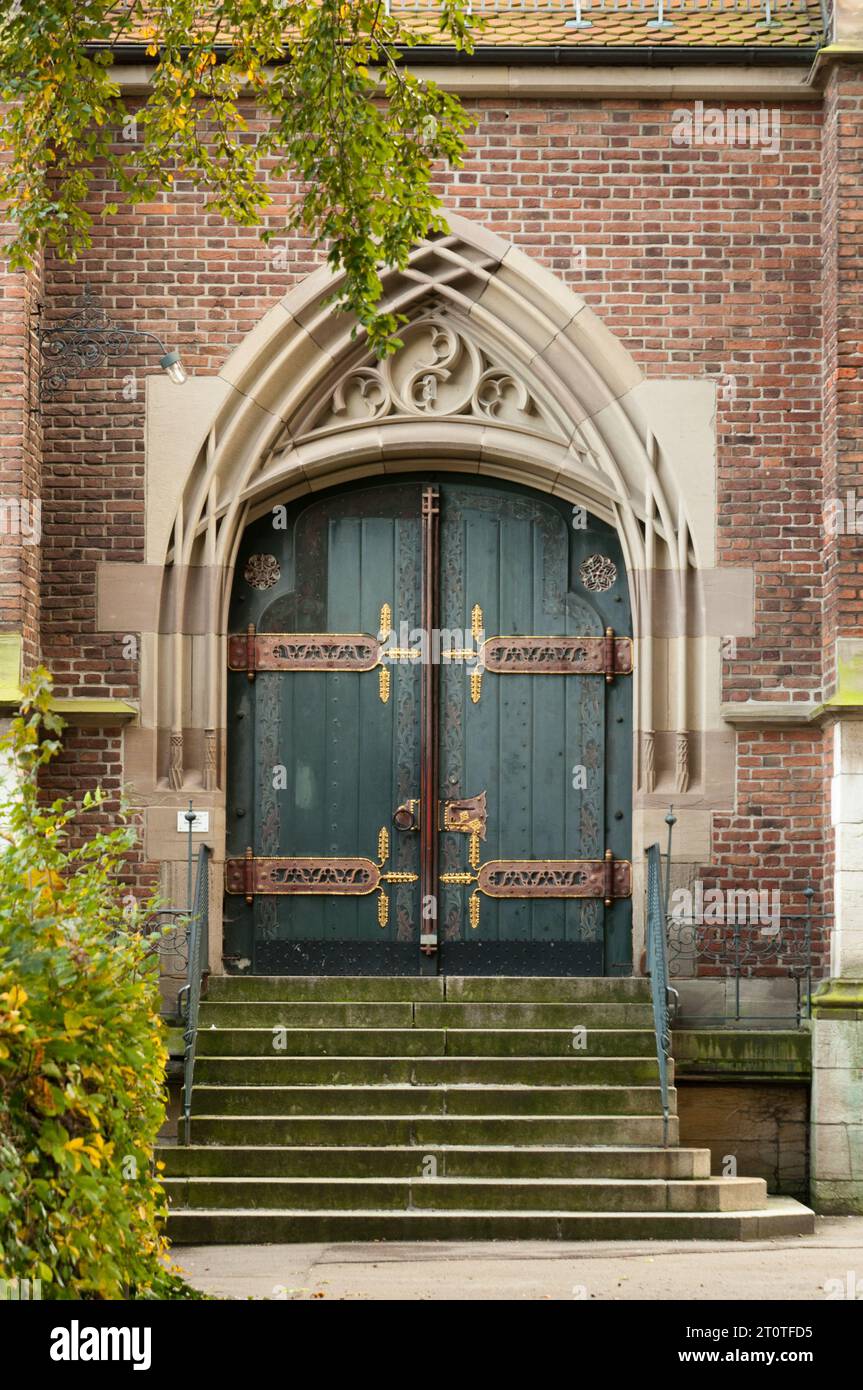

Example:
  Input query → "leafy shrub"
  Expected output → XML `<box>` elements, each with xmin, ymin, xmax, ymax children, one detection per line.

<box><xmin>0</xmin><ymin>672</ymin><xmax>198</xmax><ymax>1299</ymax></box>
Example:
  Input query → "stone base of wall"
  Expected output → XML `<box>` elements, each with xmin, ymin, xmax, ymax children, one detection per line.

<box><xmin>673</xmin><ymin>1029</ymin><xmax>810</xmax><ymax>1198</ymax></box>
<box><xmin>672</xmin><ymin>978</ymin><xmax>808</xmax><ymax>1028</ymax></box>
<box><xmin>677</xmin><ymin>1083</ymin><xmax>809</xmax><ymax>1199</ymax></box>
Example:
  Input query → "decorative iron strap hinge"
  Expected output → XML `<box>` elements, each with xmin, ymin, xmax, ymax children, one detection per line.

<box><xmin>228</xmin><ymin>606</ymin><xmax>403</xmax><ymax>703</ymax></box>
<box><xmin>482</xmin><ymin>627</ymin><xmax>631</xmax><ymax>683</ymax></box>
<box><xmin>225</xmin><ymin>827</ymin><xmax>418</xmax><ymax>929</ymax></box>
<box><xmin>443</xmin><ymin>604</ymin><xmax>633</xmax><ymax>703</ymax></box>
<box><xmin>440</xmin><ymin>849</ymin><xmax>631</xmax><ymax>931</ymax></box>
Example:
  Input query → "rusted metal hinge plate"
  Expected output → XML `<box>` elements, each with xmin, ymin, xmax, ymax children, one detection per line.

<box><xmin>226</xmin><ymin>856</ymin><xmax>382</xmax><ymax>897</ymax></box>
<box><xmin>475</xmin><ymin>858</ymin><xmax>632</xmax><ymax>900</ymax></box>
<box><xmin>481</xmin><ymin>635</ymin><xmax>632</xmax><ymax>677</ymax></box>
<box><xmin>227</xmin><ymin>632</ymin><xmax>382</xmax><ymax>674</ymax></box>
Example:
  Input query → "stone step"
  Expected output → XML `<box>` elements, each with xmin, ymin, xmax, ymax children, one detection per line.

<box><xmin>194</xmin><ymin>1027</ymin><xmax>657</xmax><ymax>1059</ymax></box>
<box><xmin>166</xmin><ymin>1196</ymin><xmax>815</xmax><ymax>1244</ymax></box>
<box><xmin>163</xmin><ymin>1175</ymin><xmax>767</xmax><ymax>1214</ymax></box>
<box><xmin>188</xmin><ymin>1114</ymin><xmax>679</xmax><ymax>1146</ymax></box>
<box><xmin>190</xmin><ymin>1083</ymin><xmax>674</xmax><ymax>1117</ymax></box>
<box><xmin>197</xmin><ymin>1001</ymin><xmax>656</xmax><ymax>1029</ymax></box>
<box><xmin>417</xmin><ymin>1003</ymin><xmax>656</xmax><ymax>1029</ymax></box>
<box><xmin>206</xmin><ymin>976</ymin><xmax>445</xmax><ymax>1003</ymax></box>
<box><xmin>446</xmin><ymin>978</ymin><xmax>652</xmax><ymax>1004</ymax></box>
<box><xmin>160</xmin><ymin>1144</ymin><xmax>711</xmax><ymax>1180</ymax></box>
<box><xmin>175</xmin><ymin>973</ymin><xmax>791</xmax><ymax>1248</ymax></box>
<box><xmin>206</xmin><ymin>976</ymin><xmax>652</xmax><ymax>1005</ymax></box>
<box><xmin>193</xmin><ymin>1056</ymin><xmax>663</xmax><ymax>1087</ymax></box>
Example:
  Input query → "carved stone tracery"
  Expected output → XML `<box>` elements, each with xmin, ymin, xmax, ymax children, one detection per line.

<box><xmin>306</xmin><ymin>314</ymin><xmax>563</xmax><ymax>439</ymax></box>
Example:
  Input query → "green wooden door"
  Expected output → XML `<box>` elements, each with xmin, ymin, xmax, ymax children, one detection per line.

<box><xmin>436</xmin><ymin>483</ymin><xmax>632</xmax><ymax>975</ymax></box>
<box><xmin>225</xmin><ymin>484</ymin><xmax>424</xmax><ymax>974</ymax></box>
<box><xmin>224</xmin><ymin>476</ymin><xmax>632</xmax><ymax>976</ymax></box>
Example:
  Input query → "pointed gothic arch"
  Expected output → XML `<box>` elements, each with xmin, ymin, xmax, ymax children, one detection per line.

<box><xmin>138</xmin><ymin>214</ymin><xmax>723</xmax><ymax>962</ymax></box>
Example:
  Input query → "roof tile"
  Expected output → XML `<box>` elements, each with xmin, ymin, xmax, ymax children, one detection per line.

<box><xmin>391</xmin><ymin>0</ymin><xmax>823</xmax><ymax>48</ymax></box>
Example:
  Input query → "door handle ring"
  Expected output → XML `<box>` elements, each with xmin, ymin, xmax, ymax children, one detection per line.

<box><xmin>393</xmin><ymin>800</ymin><xmax>419</xmax><ymax>832</ymax></box>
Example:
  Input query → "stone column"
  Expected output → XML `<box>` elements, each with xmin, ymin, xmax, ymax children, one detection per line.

<box><xmin>0</xmin><ymin>235</ymin><xmax>42</xmax><ymax>676</ymax></box>
<box><xmin>812</xmin><ymin>724</ymin><xmax>863</xmax><ymax>1212</ymax></box>
<box><xmin>812</xmin><ymin>52</ymin><xmax>863</xmax><ymax>1213</ymax></box>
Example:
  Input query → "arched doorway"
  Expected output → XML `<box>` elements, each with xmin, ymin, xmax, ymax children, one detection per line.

<box><xmin>142</xmin><ymin>216</ymin><xmax>718</xmax><ymax>979</ymax></box>
<box><xmin>224</xmin><ymin>474</ymin><xmax>632</xmax><ymax>976</ymax></box>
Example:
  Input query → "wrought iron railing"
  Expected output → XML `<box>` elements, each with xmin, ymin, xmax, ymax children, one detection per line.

<box><xmin>645</xmin><ymin>841</ymin><xmax>674</xmax><ymax>1147</ymax></box>
<box><xmin>651</xmin><ymin>805</ymin><xmax>829</xmax><ymax>1027</ymax></box>
<box><xmin>818</xmin><ymin>0</ymin><xmax>834</xmax><ymax>41</ymax></box>
<box><xmin>178</xmin><ymin>845</ymin><xmax>211</xmax><ymax>1146</ymax></box>
<box><xmin>138</xmin><ymin>908</ymin><xmax>192</xmax><ymax>1017</ymax></box>
<box><xmin>666</xmin><ymin>891</ymin><xmax>827</xmax><ymax>1026</ymax></box>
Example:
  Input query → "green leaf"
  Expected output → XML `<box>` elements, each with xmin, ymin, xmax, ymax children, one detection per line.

<box><xmin>0</xmin><ymin>0</ymin><xmax>473</xmax><ymax>353</ymax></box>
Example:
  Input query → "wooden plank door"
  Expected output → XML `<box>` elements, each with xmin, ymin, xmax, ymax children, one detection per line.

<box><xmin>436</xmin><ymin>482</ymin><xmax>633</xmax><ymax>975</ymax></box>
<box><xmin>224</xmin><ymin>483</ymin><xmax>423</xmax><ymax>975</ymax></box>
<box><xmin>224</xmin><ymin>475</ymin><xmax>632</xmax><ymax>976</ymax></box>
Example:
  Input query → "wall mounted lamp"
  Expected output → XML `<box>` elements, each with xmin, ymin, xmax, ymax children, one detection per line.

<box><xmin>33</xmin><ymin>282</ymin><xmax>188</xmax><ymax>407</ymax></box>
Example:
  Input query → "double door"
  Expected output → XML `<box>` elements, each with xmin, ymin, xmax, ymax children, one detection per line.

<box><xmin>225</xmin><ymin>476</ymin><xmax>632</xmax><ymax>975</ymax></box>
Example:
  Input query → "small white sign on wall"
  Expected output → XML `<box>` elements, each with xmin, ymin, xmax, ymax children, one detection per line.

<box><xmin>177</xmin><ymin>810</ymin><xmax>210</xmax><ymax>834</ymax></box>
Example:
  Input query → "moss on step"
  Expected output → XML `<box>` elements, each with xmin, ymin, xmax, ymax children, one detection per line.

<box><xmin>672</xmin><ymin>1029</ymin><xmax>810</xmax><ymax>1081</ymax></box>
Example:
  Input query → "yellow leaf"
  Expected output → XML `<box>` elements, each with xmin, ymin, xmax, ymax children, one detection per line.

<box><xmin>21</xmin><ymin>868</ymin><xmax>63</xmax><ymax>902</ymax></box>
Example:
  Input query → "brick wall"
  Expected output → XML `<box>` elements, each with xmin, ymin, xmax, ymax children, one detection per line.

<box><xmin>19</xmin><ymin>93</ymin><xmax>838</xmax><ymax>929</ymax></box>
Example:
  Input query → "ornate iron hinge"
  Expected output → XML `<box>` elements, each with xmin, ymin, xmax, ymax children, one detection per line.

<box><xmin>440</xmin><ymin>849</ymin><xmax>631</xmax><ymax>931</ymax></box>
<box><xmin>228</xmin><ymin>605</ymin><xmax>406</xmax><ymax>704</ymax></box>
<box><xmin>226</xmin><ymin>826</ymin><xmax>417</xmax><ymax>929</ymax></box>
<box><xmin>444</xmin><ymin>604</ymin><xmax>633</xmax><ymax>704</ymax></box>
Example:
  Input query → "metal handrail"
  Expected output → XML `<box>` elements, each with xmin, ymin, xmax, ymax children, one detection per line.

<box><xmin>179</xmin><ymin>845</ymin><xmax>211</xmax><ymax>1146</ymax></box>
<box><xmin>646</xmin><ymin>842</ymin><xmax>674</xmax><ymax>1147</ymax></box>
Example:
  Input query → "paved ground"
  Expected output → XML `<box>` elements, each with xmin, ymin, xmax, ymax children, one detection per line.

<box><xmin>174</xmin><ymin>1215</ymin><xmax>863</xmax><ymax>1300</ymax></box>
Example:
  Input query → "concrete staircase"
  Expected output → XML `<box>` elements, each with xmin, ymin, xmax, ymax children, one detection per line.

<box><xmin>163</xmin><ymin>975</ymin><xmax>815</xmax><ymax>1242</ymax></box>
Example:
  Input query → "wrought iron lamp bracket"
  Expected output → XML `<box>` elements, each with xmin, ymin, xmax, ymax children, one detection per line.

<box><xmin>31</xmin><ymin>282</ymin><xmax>185</xmax><ymax>411</ymax></box>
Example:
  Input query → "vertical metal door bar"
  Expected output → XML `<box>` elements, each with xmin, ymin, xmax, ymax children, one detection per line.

<box><xmin>420</xmin><ymin>485</ymin><xmax>441</xmax><ymax>964</ymax></box>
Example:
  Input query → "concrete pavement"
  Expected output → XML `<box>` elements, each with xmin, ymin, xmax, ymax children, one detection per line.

<box><xmin>173</xmin><ymin>1215</ymin><xmax>863</xmax><ymax>1300</ymax></box>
